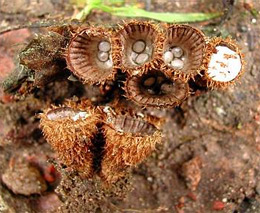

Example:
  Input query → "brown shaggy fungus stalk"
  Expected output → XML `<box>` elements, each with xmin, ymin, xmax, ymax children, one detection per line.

<box><xmin>100</xmin><ymin>107</ymin><xmax>162</xmax><ymax>183</ymax></box>
<box><xmin>40</xmin><ymin>102</ymin><xmax>102</xmax><ymax>178</ymax></box>
<box><xmin>66</xmin><ymin>27</ymin><xmax>116</xmax><ymax>85</ymax></box>
<box><xmin>112</xmin><ymin>20</ymin><xmax>164</xmax><ymax>76</ymax></box>
<box><xmin>124</xmin><ymin>69</ymin><xmax>189</xmax><ymax>108</ymax></box>
<box><xmin>161</xmin><ymin>25</ymin><xmax>206</xmax><ymax>82</ymax></box>
<box><xmin>200</xmin><ymin>37</ymin><xmax>245</xmax><ymax>89</ymax></box>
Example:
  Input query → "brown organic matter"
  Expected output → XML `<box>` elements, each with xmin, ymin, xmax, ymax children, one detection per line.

<box><xmin>40</xmin><ymin>102</ymin><xmax>162</xmax><ymax>183</ymax></box>
<box><xmin>0</xmin><ymin>1</ymin><xmax>257</xmax><ymax>212</ymax></box>
<box><xmin>180</xmin><ymin>156</ymin><xmax>202</xmax><ymax>191</ymax></box>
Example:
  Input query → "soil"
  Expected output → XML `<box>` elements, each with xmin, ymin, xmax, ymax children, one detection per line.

<box><xmin>0</xmin><ymin>0</ymin><xmax>260</xmax><ymax>213</ymax></box>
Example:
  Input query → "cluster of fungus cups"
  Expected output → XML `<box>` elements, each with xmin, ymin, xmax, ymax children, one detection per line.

<box><xmin>40</xmin><ymin>101</ymin><xmax>162</xmax><ymax>184</ymax></box>
<box><xmin>39</xmin><ymin>21</ymin><xmax>245</xmax><ymax>184</ymax></box>
<box><xmin>66</xmin><ymin>21</ymin><xmax>245</xmax><ymax>108</ymax></box>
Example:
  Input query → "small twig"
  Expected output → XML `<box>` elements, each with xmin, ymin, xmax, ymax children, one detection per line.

<box><xmin>0</xmin><ymin>19</ymin><xmax>69</xmax><ymax>35</ymax></box>
<box><xmin>219</xmin><ymin>0</ymin><xmax>235</xmax><ymax>26</ymax></box>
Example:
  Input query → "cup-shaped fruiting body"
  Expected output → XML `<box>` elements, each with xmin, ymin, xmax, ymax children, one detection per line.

<box><xmin>66</xmin><ymin>27</ymin><xmax>116</xmax><ymax>85</ymax></box>
<box><xmin>112</xmin><ymin>20</ymin><xmax>164</xmax><ymax>76</ymax></box>
<box><xmin>124</xmin><ymin>69</ymin><xmax>190</xmax><ymax>108</ymax></box>
<box><xmin>40</xmin><ymin>103</ymin><xmax>101</xmax><ymax>177</ymax></box>
<box><xmin>161</xmin><ymin>25</ymin><xmax>206</xmax><ymax>82</ymax></box>
<box><xmin>201</xmin><ymin>37</ymin><xmax>245</xmax><ymax>89</ymax></box>
<box><xmin>100</xmin><ymin>110</ymin><xmax>162</xmax><ymax>183</ymax></box>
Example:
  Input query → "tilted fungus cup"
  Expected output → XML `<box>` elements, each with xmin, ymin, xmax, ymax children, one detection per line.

<box><xmin>66</xmin><ymin>27</ymin><xmax>116</xmax><ymax>85</ymax></box>
<box><xmin>100</xmin><ymin>107</ymin><xmax>162</xmax><ymax>183</ymax></box>
<box><xmin>40</xmin><ymin>102</ymin><xmax>102</xmax><ymax>178</ymax></box>
<box><xmin>112</xmin><ymin>20</ymin><xmax>164</xmax><ymax>76</ymax></box>
<box><xmin>124</xmin><ymin>69</ymin><xmax>190</xmax><ymax>108</ymax></box>
<box><xmin>201</xmin><ymin>37</ymin><xmax>245</xmax><ymax>89</ymax></box>
<box><xmin>161</xmin><ymin>24</ymin><xmax>206</xmax><ymax>82</ymax></box>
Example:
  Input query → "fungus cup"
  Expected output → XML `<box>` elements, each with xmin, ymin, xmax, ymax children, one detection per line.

<box><xmin>40</xmin><ymin>102</ymin><xmax>101</xmax><ymax>178</ymax></box>
<box><xmin>124</xmin><ymin>69</ymin><xmax>189</xmax><ymax>108</ymax></box>
<box><xmin>66</xmin><ymin>27</ymin><xmax>116</xmax><ymax>85</ymax></box>
<box><xmin>112</xmin><ymin>20</ymin><xmax>164</xmax><ymax>76</ymax></box>
<box><xmin>201</xmin><ymin>37</ymin><xmax>245</xmax><ymax>89</ymax></box>
<box><xmin>161</xmin><ymin>24</ymin><xmax>206</xmax><ymax>82</ymax></box>
<box><xmin>100</xmin><ymin>107</ymin><xmax>162</xmax><ymax>183</ymax></box>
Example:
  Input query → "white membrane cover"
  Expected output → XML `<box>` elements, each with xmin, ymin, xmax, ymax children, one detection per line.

<box><xmin>207</xmin><ymin>46</ymin><xmax>242</xmax><ymax>82</ymax></box>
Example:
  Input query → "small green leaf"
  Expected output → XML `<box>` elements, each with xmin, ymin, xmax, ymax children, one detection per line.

<box><xmin>70</xmin><ymin>0</ymin><xmax>87</xmax><ymax>7</ymax></box>
<box><xmin>74</xmin><ymin>0</ymin><xmax>222</xmax><ymax>23</ymax></box>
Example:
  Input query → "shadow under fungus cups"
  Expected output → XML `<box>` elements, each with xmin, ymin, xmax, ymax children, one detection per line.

<box><xmin>36</xmin><ymin>21</ymin><xmax>246</xmax><ymax>184</ymax></box>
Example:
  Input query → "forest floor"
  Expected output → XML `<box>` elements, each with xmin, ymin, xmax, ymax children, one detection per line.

<box><xmin>0</xmin><ymin>0</ymin><xmax>260</xmax><ymax>212</ymax></box>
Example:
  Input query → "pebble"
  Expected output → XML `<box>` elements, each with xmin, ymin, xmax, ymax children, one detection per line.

<box><xmin>132</xmin><ymin>40</ymin><xmax>146</xmax><ymax>53</ymax></box>
<box><xmin>171</xmin><ymin>58</ymin><xmax>184</xmax><ymax>69</ymax></box>
<box><xmin>163</xmin><ymin>51</ymin><xmax>174</xmax><ymax>64</ymax></box>
<box><xmin>171</xmin><ymin>47</ymin><xmax>183</xmax><ymax>57</ymax></box>
<box><xmin>2</xmin><ymin>162</ymin><xmax>47</xmax><ymax>196</ymax></box>
<box><xmin>143</xmin><ymin>77</ymin><xmax>156</xmax><ymax>87</ymax></box>
<box><xmin>135</xmin><ymin>53</ymin><xmax>149</xmax><ymax>65</ymax></box>
<box><xmin>98</xmin><ymin>51</ymin><xmax>109</xmax><ymax>62</ymax></box>
<box><xmin>147</xmin><ymin>177</ymin><xmax>153</xmax><ymax>182</ymax></box>
<box><xmin>98</xmin><ymin>41</ymin><xmax>111</xmax><ymax>52</ymax></box>
<box><xmin>237</xmin><ymin>23</ymin><xmax>248</xmax><ymax>33</ymax></box>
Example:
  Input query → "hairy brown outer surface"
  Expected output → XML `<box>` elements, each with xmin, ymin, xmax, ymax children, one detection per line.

<box><xmin>40</xmin><ymin>105</ymin><xmax>101</xmax><ymax>177</ymax></box>
<box><xmin>100</xmin><ymin>123</ymin><xmax>161</xmax><ymax>183</ymax></box>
